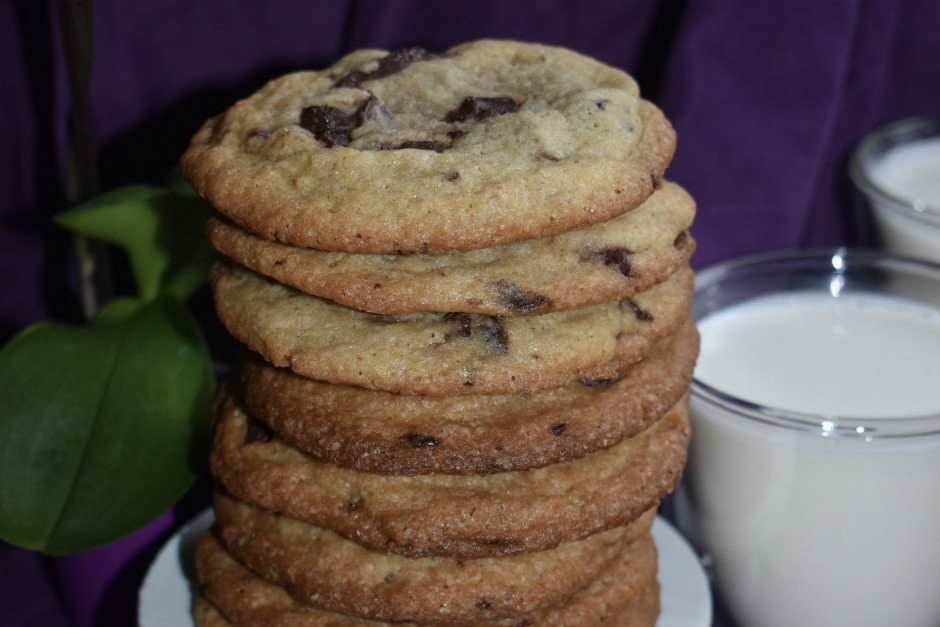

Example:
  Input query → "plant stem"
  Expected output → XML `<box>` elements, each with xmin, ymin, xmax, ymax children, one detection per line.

<box><xmin>57</xmin><ymin>0</ymin><xmax>111</xmax><ymax>319</ymax></box>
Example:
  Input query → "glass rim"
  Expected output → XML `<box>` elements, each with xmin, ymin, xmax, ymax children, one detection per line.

<box><xmin>692</xmin><ymin>248</ymin><xmax>940</xmax><ymax>439</ymax></box>
<box><xmin>849</xmin><ymin>115</ymin><xmax>940</xmax><ymax>225</ymax></box>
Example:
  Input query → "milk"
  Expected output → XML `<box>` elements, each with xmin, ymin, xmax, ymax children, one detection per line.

<box><xmin>678</xmin><ymin>291</ymin><xmax>940</xmax><ymax>627</ymax></box>
<box><xmin>856</xmin><ymin>131</ymin><xmax>940</xmax><ymax>264</ymax></box>
<box><xmin>868</xmin><ymin>136</ymin><xmax>940</xmax><ymax>211</ymax></box>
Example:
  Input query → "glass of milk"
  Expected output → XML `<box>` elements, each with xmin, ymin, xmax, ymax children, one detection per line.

<box><xmin>675</xmin><ymin>249</ymin><xmax>940</xmax><ymax>627</ymax></box>
<box><xmin>850</xmin><ymin>116</ymin><xmax>940</xmax><ymax>263</ymax></box>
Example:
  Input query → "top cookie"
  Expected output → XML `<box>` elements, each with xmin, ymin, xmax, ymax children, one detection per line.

<box><xmin>181</xmin><ymin>40</ymin><xmax>675</xmax><ymax>254</ymax></box>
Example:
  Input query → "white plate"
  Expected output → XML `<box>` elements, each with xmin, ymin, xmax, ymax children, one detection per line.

<box><xmin>139</xmin><ymin>512</ymin><xmax>711</xmax><ymax>626</ymax></box>
<box><xmin>651</xmin><ymin>515</ymin><xmax>713</xmax><ymax>626</ymax></box>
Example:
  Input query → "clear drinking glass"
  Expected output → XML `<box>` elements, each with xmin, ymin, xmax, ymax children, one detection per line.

<box><xmin>850</xmin><ymin>117</ymin><xmax>940</xmax><ymax>264</ymax></box>
<box><xmin>676</xmin><ymin>249</ymin><xmax>940</xmax><ymax>627</ymax></box>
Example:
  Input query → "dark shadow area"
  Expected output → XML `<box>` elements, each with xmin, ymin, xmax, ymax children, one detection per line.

<box><xmin>633</xmin><ymin>0</ymin><xmax>688</xmax><ymax>100</ymax></box>
<box><xmin>92</xmin><ymin>470</ymin><xmax>212</xmax><ymax>627</ymax></box>
<box><xmin>834</xmin><ymin>152</ymin><xmax>875</xmax><ymax>248</ymax></box>
<box><xmin>10</xmin><ymin>1</ymin><xmax>84</xmax><ymax>338</ymax></box>
<box><xmin>92</xmin><ymin>526</ymin><xmax>173</xmax><ymax>627</ymax></box>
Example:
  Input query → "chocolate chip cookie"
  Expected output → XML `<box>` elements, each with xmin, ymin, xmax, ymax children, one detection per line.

<box><xmin>235</xmin><ymin>318</ymin><xmax>697</xmax><ymax>475</ymax></box>
<box><xmin>181</xmin><ymin>40</ymin><xmax>675</xmax><ymax>254</ymax></box>
<box><xmin>211</xmin><ymin>384</ymin><xmax>686</xmax><ymax>557</ymax></box>
<box><xmin>195</xmin><ymin>529</ymin><xmax>657</xmax><ymax>627</ymax></box>
<box><xmin>210</xmin><ymin>262</ymin><xmax>693</xmax><ymax>395</ymax></box>
<box><xmin>212</xmin><ymin>491</ymin><xmax>643</xmax><ymax>625</ymax></box>
<box><xmin>207</xmin><ymin>182</ymin><xmax>695</xmax><ymax>315</ymax></box>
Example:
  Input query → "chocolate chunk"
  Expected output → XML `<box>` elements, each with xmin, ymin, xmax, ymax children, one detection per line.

<box><xmin>580</xmin><ymin>378</ymin><xmax>617</xmax><ymax>387</ymax></box>
<box><xmin>444</xmin><ymin>96</ymin><xmax>519</xmax><ymax>122</ymax></box>
<box><xmin>482</xmin><ymin>538</ymin><xmax>512</xmax><ymax>546</ymax></box>
<box><xmin>477</xmin><ymin>599</ymin><xmax>493</xmax><ymax>610</ymax></box>
<box><xmin>493</xmin><ymin>281</ymin><xmax>549</xmax><ymax>313</ymax></box>
<box><xmin>443</xmin><ymin>312</ymin><xmax>472</xmax><ymax>339</ymax></box>
<box><xmin>447</xmin><ymin>129</ymin><xmax>466</xmax><ymax>140</ymax></box>
<box><xmin>581</xmin><ymin>246</ymin><xmax>634</xmax><ymax>277</ymax></box>
<box><xmin>601</xmin><ymin>248</ymin><xmax>632</xmax><ymax>276</ymax></box>
<box><xmin>341</xmin><ymin>496</ymin><xmax>364</xmax><ymax>511</ymax></box>
<box><xmin>402</xmin><ymin>432</ymin><xmax>438</xmax><ymax>449</ymax></box>
<box><xmin>442</xmin><ymin>313</ymin><xmax>509</xmax><ymax>355</ymax></box>
<box><xmin>551</xmin><ymin>423</ymin><xmax>567</xmax><ymax>436</ymax></box>
<box><xmin>365</xmin><ymin>312</ymin><xmax>406</xmax><ymax>324</ymax></box>
<box><xmin>474</xmin><ymin>316</ymin><xmax>509</xmax><ymax>355</ymax></box>
<box><xmin>244</xmin><ymin>417</ymin><xmax>273</xmax><ymax>444</ymax></box>
<box><xmin>300</xmin><ymin>96</ymin><xmax>390</xmax><ymax>147</ymax></box>
<box><xmin>335</xmin><ymin>47</ymin><xmax>438</xmax><ymax>88</ymax></box>
<box><xmin>622</xmin><ymin>299</ymin><xmax>654</xmax><ymax>321</ymax></box>
<box><xmin>380</xmin><ymin>139</ymin><xmax>449</xmax><ymax>152</ymax></box>
<box><xmin>299</xmin><ymin>105</ymin><xmax>357</xmax><ymax>147</ymax></box>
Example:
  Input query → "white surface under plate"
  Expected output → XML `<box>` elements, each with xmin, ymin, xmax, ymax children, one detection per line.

<box><xmin>138</xmin><ymin>511</ymin><xmax>712</xmax><ymax>626</ymax></box>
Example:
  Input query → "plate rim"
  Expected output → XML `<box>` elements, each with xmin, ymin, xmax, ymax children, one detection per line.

<box><xmin>138</xmin><ymin>511</ymin><xmax>712</xmax><ymax>626</ymax></box>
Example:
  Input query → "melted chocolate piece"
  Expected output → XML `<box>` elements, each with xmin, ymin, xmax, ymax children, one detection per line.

<box><xmin>444</xmin><ymin>96</ymin><xmax>519</xmax><ymax>122</ymax></box>
<box><xmin>551</xmin><ymin>423</ymin><xmax>567</xmax><ymax>436</ymax></box>
<box><xmin>401</xmin><ymin>433</ymin><xmax>438</xmax><ymax>449</ymax></box>
<box><xmin>336</xmin><ymin>47</ymin><xmax>438</xmax><ymax>88</ymax></box>
<box><xmin>581</xmin><ymin>246</ymin><xmax>634</xmax><ymax>277</ymax></box>
<box><xmin>299</xmin><ymin>105</ymin><xmax>357</xmax><ymax>147</ymax></box>
<box><xmin>482</xmin><ymin>538</ymin><xmax>511</xmax><ymax>546</ymax></box>
<box><xmin>474</xmin><ymin>316</ymin><xmax>509</xmax><ymax>355</ymax></box>
<box><xmin>622</xmin><ymin>299</ymin><xmax>654</xmax><ymax>321</ymax></box>
<box><xmin>380</xmin><ymin>139</ymin><xmax>449</xmax><ymax>152</ymax></box>
<box><xmin>342</xmin><ymin>495</ymin><xmax>364</xmax><ymax>511</ymax></box>
<box><xmin>300</xmin><ymin>96</ymin><xmax>387</xmax><ymax>147</ymax></box>
<box><xmin>365</xmin><ymin>312</ymin><xmax>406</xmax><ymax>324</ymax></box>
<box><xmin>244</xmin><ymin>417</ymin><xmax>273</xmax><ymax>444</ymax></box>
<box><xmin>442</xmin><ymin>313</ymin><xmax>509</xmax><ymax>355</ymax></box>
<box><xmin>493</xmin><ymin>281</ymin><xmax>549</xmax><ymax>313</ymax></box>
<box><xmin>443</xmin><ymin>312</ymin><xmax>472</xmax><ymax>339</ymax></box>
<box><xmin>580</xmin><ymin>377</ymin><xmax>617</xmax><ymax>387</ymax></box>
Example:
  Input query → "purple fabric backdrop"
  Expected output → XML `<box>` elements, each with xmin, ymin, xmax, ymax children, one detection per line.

<box><xmin>3</xmin><ymin>1</ymin><xmax>939</xmax><ymax>625</ymax></box>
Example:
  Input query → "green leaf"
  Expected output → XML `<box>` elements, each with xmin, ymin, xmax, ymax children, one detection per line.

<box><xmin>164</xmin><ymin>167</ymin><xmax>198</xmax><ymax>197</ymax></box>
<box><xmin>54</xmin><ymin>186</ymin><xmax>215</xmax><ymax>302</ymax></box>
<box><xmin>0</xmin><ymin>297</ymin><xmax>214</xmax><ymax>554</ymax></box>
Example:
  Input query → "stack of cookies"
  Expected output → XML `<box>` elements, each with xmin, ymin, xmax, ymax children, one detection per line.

<box><xmin>181</xmin><ymin>40</ymin><xmax>698</xmax><ymax>626</ymax></box>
